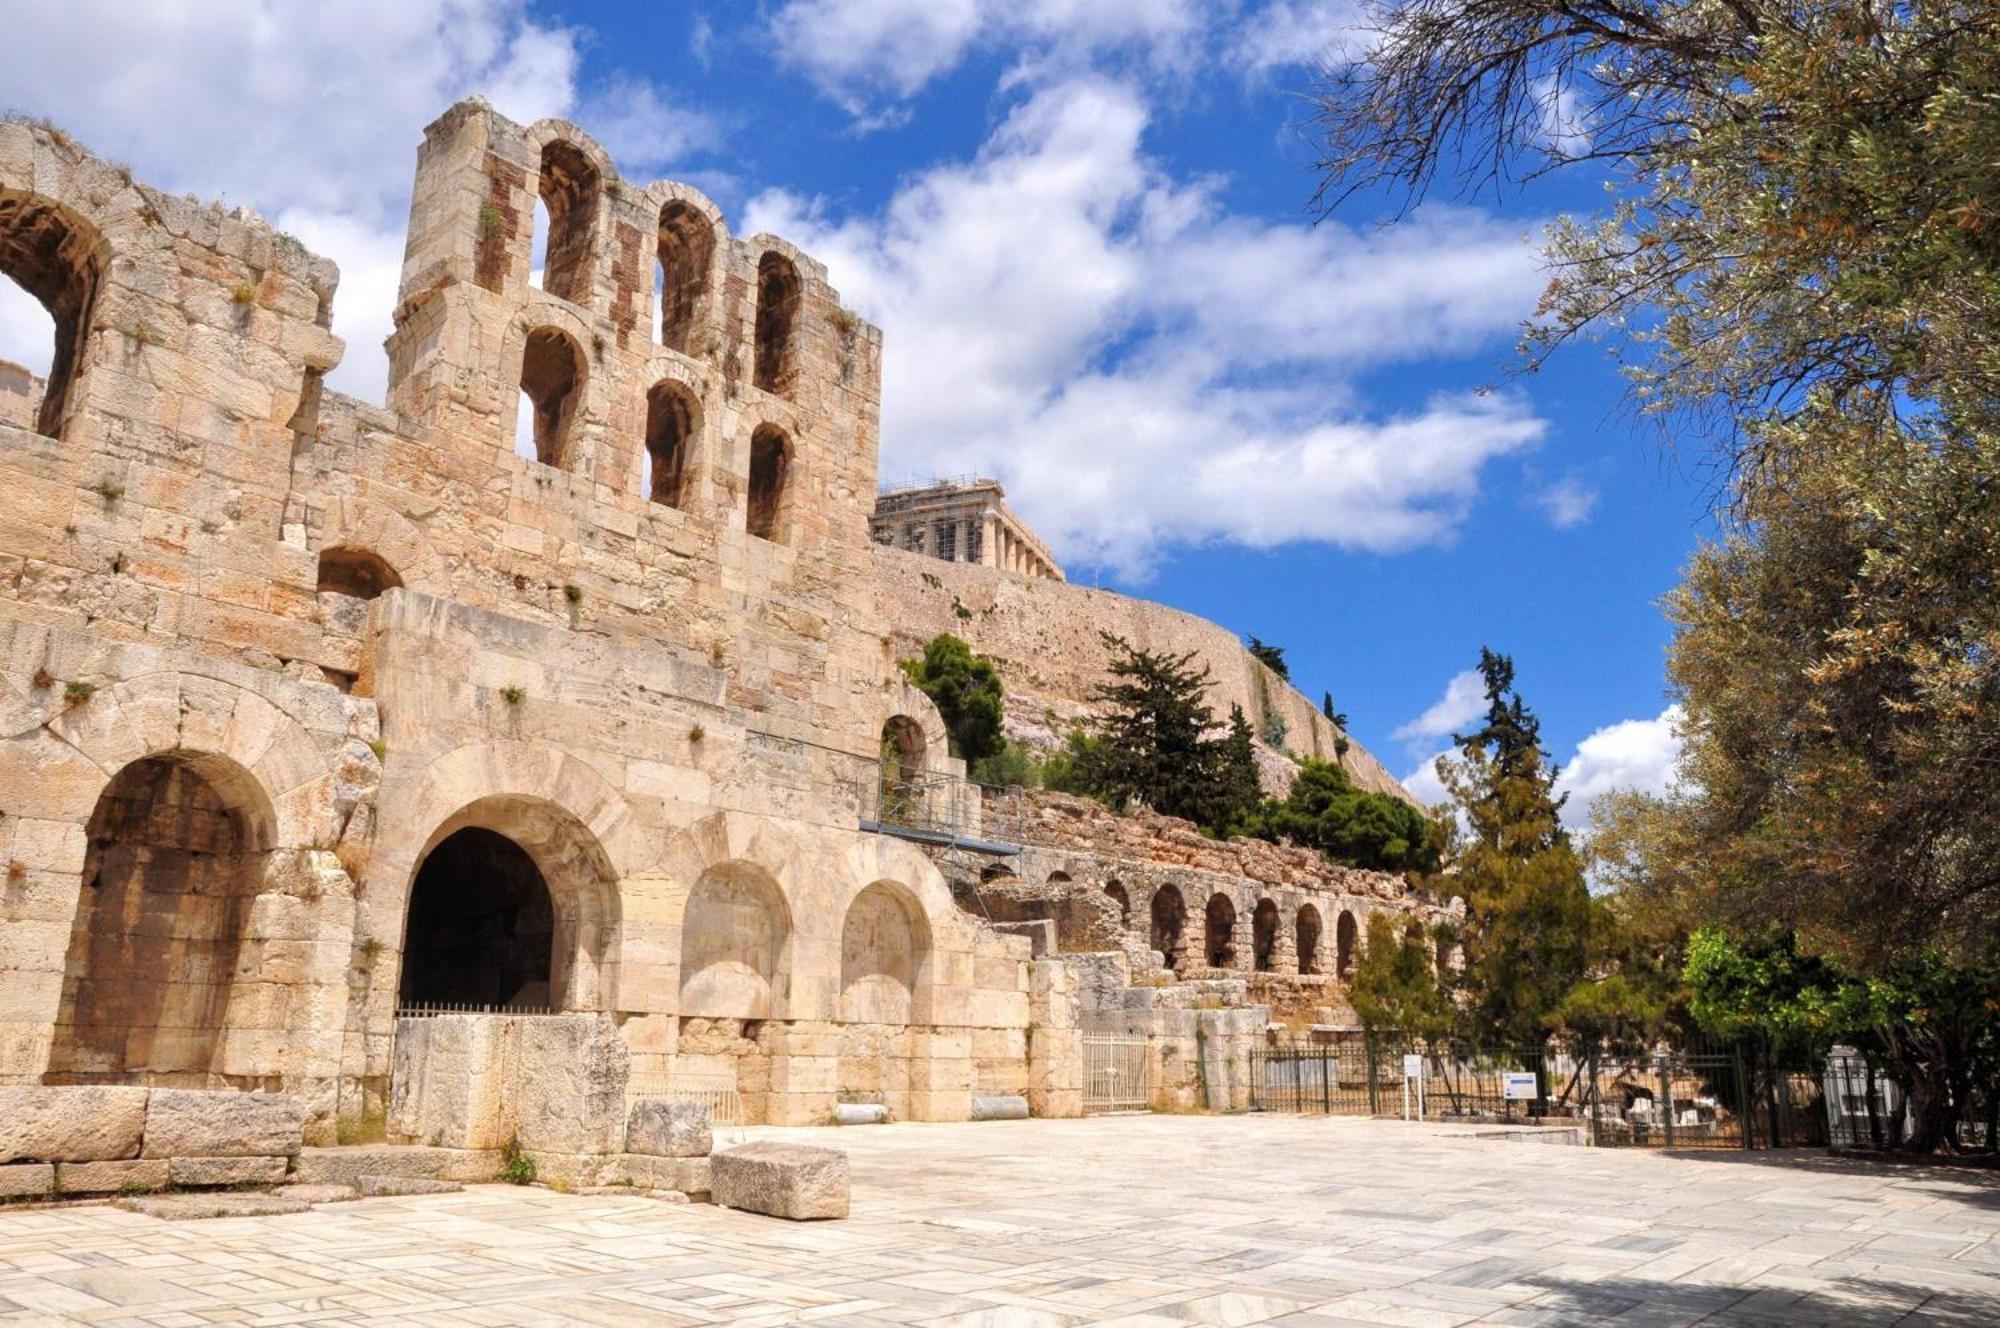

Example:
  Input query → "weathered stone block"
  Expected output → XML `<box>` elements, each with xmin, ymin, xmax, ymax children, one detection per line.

<box><xmin>143</xmin><ymin>1091</ymin><xmax>306</xmax><ymax>1158</ymax></box>
<box><xmin>355</xmin><ymin>1174</ymin><xmax>461</xmax><ymax>1196</ymax></box>
<box><xmin>115</xmin><ymin>1193</ymin><xmax>310</xmax><ymax>1220</ymax></box>
<box><xmin>0</xmin><ymin>1162</ymin><xmax>53</xmax><ymax>1199</ymax></box>
<box><xmin>0</xmin><ymin>1085</ymin><xmax>148</xmax><ymax>1162</ymax></box>
<box><xmin>970</xmin><ymin>1095</ymin><xmax>1029</xmax><ymax>1121</ymax></box>
<box><xmin>57</xmin><ymin>1158</ymin><xmax>169</xmax><ymax>1194</ymax></box>
<box><xmin>169</xmin><ymin>1155</ymin><xmax>288</xmax><ymax>1187</ymax></box>
<box><xmin>294</xmin><ymin>1145</ymin><xmax>501</xmax><ymax>1185</ymax></box>
<box><xmin>625</xmin><ymin>1099</ymin><xmax>710</xmax><ymax>1158</ymax></box>
<box><xmin>614</xmin><ymin>1153</ymin><xmax>710</xmax><ymax>1198</ymax></box>
<box><xmin>711</xmin><ymin>1143</ymin><xmax>848</xmax><ymax>1221</ymax></box>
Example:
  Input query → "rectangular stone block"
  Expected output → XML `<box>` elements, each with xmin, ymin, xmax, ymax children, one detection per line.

<box><xmin>615</xmin><ymin>1153</ymin><xmax>710</xmax><ymax>1198</ymax></box>
<box><xmin>0</xmin><ymin>1085</ymin><xmax>148</xmax><ymax>1162</ymax></box>
<box><xmin>0</xmin><ymin>1162</ymin><xmax>53</xmax><ymax>1199</ymax></box>
<box><xmin>711</xmin><ymin>1143</ymin><xmax>848</xmax><ymax>1220</ymax></box>
<box><xmin>143</xmin><ymin>1091</ymin><xmax>306</xmax><ymax>1158</ymax></box>
<box><xmin>294</xmin><ymin>1145</ymin><xmax>501</xmax><ymax>1185</ymax></box>
<box><xmin>169</xmin><ymin>1155</ymin><xmax>289</xmax><ymax>1187</ymax></box>
<box><xmin>625</xmin><ymin>1099</ymin><xmax>711</xmax><ymax>1158</ymax></box>
<box><xmin>57</xmin><ymin>1158</ymin><xmax>169</xmax><ymax>1195</ymax></box>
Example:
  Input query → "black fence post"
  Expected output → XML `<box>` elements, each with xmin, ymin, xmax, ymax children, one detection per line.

<box><xmin>1367</xmin><ymin>1036</ymin><xmax>1381</xmax><ymax>1117</ymax></box>
<box><xmin>1660</xmin><ymin>1055</ymin><xmax>1675</xmax><ymax>1149</ymax></box>
<box><xmin>1587</xmin><ymin>1049</ymin><xmax>1601</xmax><ymax>1147</ymax></box>
<box><xmin>1733</xmin><ymin>1042</ymin><xmax>1752</xmax><ymax>1150</ymax></box>
<box><xmin>1321</xmin><ymin>1048</ymin><xmax>1331</xmax><ymax>1115</ymax></box>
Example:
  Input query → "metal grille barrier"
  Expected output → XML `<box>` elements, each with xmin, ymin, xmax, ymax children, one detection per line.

<box><xmin>395</xmin><ymin>1001</ymin><xmax>559</xmax><ymax>1017</ymax></box>
<box><xmin>1083</xmin><ymin>1034</ymin><xmax>1153</xmax><ymax>1113</ymax></box>
<box><xmin>627</xmin><ymin>1073</ymin><xmax>744</xmax><ymax>1128</ymax></box>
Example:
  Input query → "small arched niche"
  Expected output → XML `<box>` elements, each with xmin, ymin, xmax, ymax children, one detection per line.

<box><xmin>746</xmin><ymin>423</ymin><xmax>792</xmax><ymax>542</ymax></box>
<box><xmin>535</xmin><ymin>140</ymin><xmax>600</xmax><ymax>306</ymax></box>
<box><xmin>316</xmin><ymin>546</ymin><xmax>401</xmax><ymax>600</ymax></box>
<box><xmin>643</xmin><ymin>380</ymin><xmax>697</xmax><ymax>508</ymax></box>
<box><xmin>1336</xmin><ymin>910</ymin><xmax>1359</xmax><ymax>980</ymax></box>
<box><xmin>752</xmin><ymin>250</ymin><xmax>801</xmax><ymax>396</ymax></box>
<box><xmin>518</xmin><ymin>326</ymin><xmax>585</xmax><ymax>469</ymax></box>
<box><xmin>1252</xmin><ymin>898</ymin><xmax>1279</xmax><ymax>972</ymax></box>
<box><xmin>1204</xmin><ymin>893</ymin><xmax>1237</xmax><ymax>969</ymax></box>
<box><xmin>1105</xmin><ymin>880</ymin><xmax>1131</xmax><ymax>928</ymax></box>
<box><xmin>840</xmin><ymin>882</ymin><xmax>929</xmax><ymax>1025</ymax></box>
<box><xmin>656</xmin><ymin>201</ymin><xmax>713</xmax><ymax>353</ymax></box>
<box><xmin>1296</xmin><ymin>903</ymin><xmax>1323</xmax><ymax>976</ymax></box>
<box><xmin>679</xmin><ymin>860</ymin><xmax>791</xmax><ymax>1020</ymax></box>
<box><xmin>0</xmin><ymin>187</ymin><xmax>105</xmax><ymax>439</ymax></box>
<box><xmin>1150</xmin><ymin>883</ymin><xmax>1185</xmax><ymax>971</ymax></box>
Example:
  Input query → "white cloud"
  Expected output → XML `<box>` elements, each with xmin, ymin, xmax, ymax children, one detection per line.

<box><xmin>748</xmin><ymin>77</ymin><xmax>1545</xmax><ymax>575</ymax></box>
<box><xmin>1401</xmin><ymin>748</ymin><xmax>1453</xmax><ymax>809</ymax></box>
<box><xmin>1230</xmin><ymin>0</ymin><xmax>1372</xmax><ymax>75</ymax></box>
<box><xmin>1393</xmin><ymin>669</ymin><xmax>1486</xmax><ymax>746</ymax></box>
<box><xmin>769</xmin><ymin>0</ymin><xmax>1205</xmax><ymax>114</ymax></box>
<box><xmin>1555</xmin><ymin>705</ymin><xmax>1683</xmax><ymax>834</ymax></box>
<box><xmin>1536</xmin><ymin>477</ymin><xmax>1599</xmax><ymax>529</ymax></box>
<box><xmin>0</xmin><ymin>1</ymin><xmax>714</xmax><ymax>403</ymax></box>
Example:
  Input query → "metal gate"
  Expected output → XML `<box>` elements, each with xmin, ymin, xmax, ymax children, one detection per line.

<box><xmin>1083</xmin><ymin>1034</ymin><xmax>1151</xmax><ymax>1113</ymax></box>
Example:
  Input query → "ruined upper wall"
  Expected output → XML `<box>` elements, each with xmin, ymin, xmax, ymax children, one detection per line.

<box><xmin>872</xmin><ymin>546</ymin><xmax>1418</xmax><ymax>805</ymax></box>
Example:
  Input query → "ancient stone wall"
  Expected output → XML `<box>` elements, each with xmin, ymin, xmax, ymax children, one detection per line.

<box><xmin>871</xmin><ymin>547</ymin><xmax>1414</xmax><ymax>802</ymax></box>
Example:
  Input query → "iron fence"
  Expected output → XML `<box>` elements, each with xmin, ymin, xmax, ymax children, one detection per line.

<box><xmin>852</xmin><ymin>768</ymin><xmax>1028</xmax><ymax>848</ymax></box>
<box><xmin>394</xmin><ymin>1001</ymin><xmax>559</xmax><ymax>1018</ymax></box>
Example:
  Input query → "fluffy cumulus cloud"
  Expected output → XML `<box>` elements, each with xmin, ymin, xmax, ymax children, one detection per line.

<box><xmin>1535</xmin><ymin>476</ymin><xmax>1600</xmax><ymax>529</ymax></box>
<box><xmin>1554</xmin><ymin>705</ymin><xmax>1684</xmax><ymax>833</ymax></box>
<box><xmin>0</xmin><ymin>0</ymin><xmax>715</xmax><ymax>402</ymax></box>
<box><xmin>1229</xmin><ymin>0</ymin><xmax>1372</xmax><ymax>75</ymax></box>
<box><xmin>1392</xmin><ymin>669</ymin><xmax>1486</xmax><ymax>748</ymax></box>
<box><xmin>750</xmin><ymin>78</ymin><xmax>1545</xmax><ymax>574</ymax></box>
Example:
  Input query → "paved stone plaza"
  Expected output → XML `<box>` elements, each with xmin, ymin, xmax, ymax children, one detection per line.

<box><xmin>0</xmin><ymin>1115</ymin><xmax>1995</xmax><ymax>1326</ymax></box>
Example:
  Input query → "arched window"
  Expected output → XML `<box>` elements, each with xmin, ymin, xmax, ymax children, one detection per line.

<box><xmin>1106</xmin><ymin>880</ymin><xmax>1131</xmax><ymax>927</ymax></box>
<box><xmin>534</xmin><ymin>141</ymin><xmax>599</xmax><ymax>306</ymax></box>
<box><xmin>643</xmin><ymin>381</ymin><xmax>696</xmax><ymax>508</ymax></box>
<box><xmin>1205</xmin><ymin>893</ymin><xmax>1237</xmax><ymax>969</ymax></box>
<box><xmin>518</xmin><ymin>326</ymin><xmax>585</xmax><ymax>468</ymax></box>
<box><xmin>746</xmin><ymin>423</ymin><xmax>791</xmax><ymax>542</ymax></box>
<box><xmin>656</xmin><ymin>201</ymin><xmax>712</xmax><ymax>353</ymax></box>
<box><xmin>0</xmin><ymin>187</ymin><xmax>104</xmax><ymax>439</ymax></box>
<box><xmin>879</xmin><ymin>715</ymin><xmax>926</xmax><ymax>823</ymax></box>
<box><xmin>1336</xmin><ymin>910</ymin><xmax>1358</xmax><ymax>980</ymax></box>
<box><xmin>752</xmin><ymin>250</ymin><xmax>801</xmax><ymax>396</ymax></box>
<box><xmin>316</xmin><ymin>546</ymin><xmax>401</xmax><ymax>600</ymax></box>
<box><xmin>1252</xmin><ymin>898</ymin><xmax>1279</xmax><ymax>972</ymax></box>
<box><xmin>399</xmin><ymin>828</ymin><xmax>556</xmax><ymax>1010</ymax></box>
<box><xmin>1150</xmin><ymin>884</ymin><xmax>1184</xmax><ymax>971</ymax></box>
<box><xmin>1296</xmin><ymin>903</ymin><xmax>1323</xmax><ymax>976</ymax></box>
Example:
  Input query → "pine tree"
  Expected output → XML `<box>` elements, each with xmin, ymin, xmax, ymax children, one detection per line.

<box><xmin>1246</xmin><ymin>635</ymin><xmax>1289</xmax><ymax>680</ymax></box>
<box><xmin>1439</xmin><ymin>650</ymin><xmax>1593</xmax><ymax>1047</ymax></box>
<box><xmin>1216</xmin><ymin>704</ymin><xmax>1264</xmax><ymax>831</ymax></box>
<box><xmin>1080</xmin><ymin>633</ymin><xmax>1256</xmax><ymax>831</ymax></box>
<box><xmin>899</xmin><ymin>634</ymin><xmax>1005</xmax><ymax>765</ymax></box>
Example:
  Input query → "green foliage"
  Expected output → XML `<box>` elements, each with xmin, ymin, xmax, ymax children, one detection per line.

<box><xmin>1039</xmin><ymin>726</ymin><xmax>1109</xmax><ymax>799</ymax></box>
<box><xmin>970</xmin><ymin>740</ymin><xmax>1039</xmax><ymax>789</ymax></box>
<box><xmin>499</xmin><ymin>1136</ymin><xmax>536</xmax><ymax>1185</ymax></box>
<box><xmin>1246</xmin><ymin>635</ymin><xmax>1289</xmax><ymax>680</ymax></box>
<box><xmin>1349</xmin><ymin>913</ymin><xmax>1453</xmax><ymax>1040</ymax></box>
<box><xmin>900</xmin><ymin>633</ymin><xmax>1005</xmax><ymax>766</ymax></box>
<box><xmin>1217</xmin><ymin>705</ymin><xmax>1264</xmax><ymax>827</ymax></box>
<box><xmin>1241</xmin><ymin>758</ymin><xmax>1438</xmax><ymax>874</ymax></box>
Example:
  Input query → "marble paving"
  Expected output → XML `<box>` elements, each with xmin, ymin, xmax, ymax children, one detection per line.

<box><xmin>0</xmin><ymin>1114</ymin><xmax>1995</xmax><ymax>1326</ymax></box>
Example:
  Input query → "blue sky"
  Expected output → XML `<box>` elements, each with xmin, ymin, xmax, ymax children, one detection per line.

<box><xmin>0</xmin><ymin>1</ymin><xmax>1697</xmax><ymax>823</ymax></box>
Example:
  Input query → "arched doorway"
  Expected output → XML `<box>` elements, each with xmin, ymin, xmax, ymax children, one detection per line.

<box><xmin>1149</xmin><ymin>884</ymin><xmax>1185</xmax><ymax>971</ymax></box>
<box><xmin>1252</xmin><ymin>898</ymin><xmax>1279</xmax><ymax>972</ymax></box>
<box><xmin>1336</xmin><ymin>910</ymin><xmax>1358</xmax><ymax>980</ymax></box>
<box><xmin>1296</xmin><ymin>904</ymin><xmax>1323</xmax><ymax>975</ymax></box>
<box><xmin>1105</xmin><ymin>880</ymin><xmax>1131</xmax><ymax>928</ymax></box>
<box><xmin>49</xmin><ymin>754</ymin><xmax>271</xmax><ymax>1083</ymax></box>
<box><xmin>398</xmin><ymin>828</ymin><xmax>555</xmax><ymax>1010</ymax></box>
<box><xmin>1205</xmin><ymin>893</ymin><xmax>1237</xmax><ymax>969</ymax></box>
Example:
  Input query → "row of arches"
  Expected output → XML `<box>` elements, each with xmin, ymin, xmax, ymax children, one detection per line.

<box><xmin>1142</xmin><ymin>883</ymin><xmax>1364</xmax><ymax>979</ymax></box>
<box><xmin>525</xmin><ymin>142</ymin><xmax>803</xmax><ymax>397</ymax></box>
<box><xmin>515</xmin><ymin>345</ymin><xmax>794</xmax><ymax>542</ymax></box>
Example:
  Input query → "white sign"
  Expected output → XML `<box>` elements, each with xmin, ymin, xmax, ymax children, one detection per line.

<box><xmin>1402</xmin><ymin>1054</ymin><xmax>1424</xmax><ymax>1079</ymax></box>
<box><xmin>1502</xmin><ymin>1071</ymin><xmax>1539</xmax><ymax>1101</ymax></box>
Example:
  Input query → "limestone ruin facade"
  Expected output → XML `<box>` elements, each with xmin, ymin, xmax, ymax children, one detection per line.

<box><xmin>871</xmin><ymin>477</ymin><xmax>1064</xmax><ymax>581</ymax></box>
<box><xmin>0</xmin><ymin>101</ymin><xmax>1440</xmax><ymax>1137</ymax></box>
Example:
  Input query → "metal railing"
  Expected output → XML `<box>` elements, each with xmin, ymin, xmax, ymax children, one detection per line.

<box><xmin>1083</xmin><ymin>1034</ymin><xmax>1152</xmax><ymax>1113</ymax></box>
<box><xmin>627</xmin><ymin>1073</ymin><xmax>744</xmax><ymax>1128</ymax></box>
<box><xmin>852</xmin><ymin>769</ymin><xmax>1027</xmax><ymax>851</ymax></box>
<box><xmin>395</xmin><ymin>1001</ymin><xmax>560</xmax><ymax>1018</ymax></box>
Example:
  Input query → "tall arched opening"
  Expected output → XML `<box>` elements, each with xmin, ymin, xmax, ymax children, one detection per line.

<box><xmin>1296</xmin><ymin>903</ymin><xmax>1324</xmax><ymax>976</ymax></box>
<box><xmin>1204</xmin><ymin>893</ymin><xmax>1237</xmax><ymax>970</ymax></box>
<box><xmin>535</xmin><ymin>140</ymin><xmax>600</xmax><ymax>305</ymax></box>
<box><xmin>1336</xmin><ymin>910</ymin><xmax>1358</xmax><ymax>980</ymax></box>
<box><xmin>679</xmin><ymin>861</ymin><xmax>790</xmax><ymax>1020</ymax></box>
<box><xmin>398</xmin><ymin>828</ymin><xmax>555</xmax><ymax>1010</ymax></box>
<box><xmin>519</xmin><ymin>326</ymin><xmax>585</xmax><ymax>469</ymax></box>
<box><xmin>643</xmin><ymin>380</ymin><xmax>696</xmax><ymax>508</ymax></box>
<box><xmin>1105</xmin><ymin>880</ymin><xmax>1131</xmax><ymax>928</ymax></box>
<box><xmin>656</xmin><ymin>201</ymin><xmax>712</xmax><ymax>353</ymax></box>
<box><xmin>752</xmin><ymin>250</ymin><xmax>801</xmax><ymax>396</ymax></box>
<box><xmin>0</xmin><ymin>186</ymin><xmax>104</xmax><ymax>439</ymax></box>
<box><xmin>1252</xmin><ymin>898</ymin><xmax>1279</xmax><ymax>972</ymax></box>
<box><xmin>746</xmin><ymin>423</ymin><xmax>792</xmax><ymax>542</ymax></box>
<box><xmin>48</xmin><ymin>753</ymin><xmax>273</xmax><ymax>1084</ymax></box>
<box><xmin>1149</xmin><ymin>884</ymin><xmax>1185</xmax><ymax>971</ymax></box>
<box><xmin>840</xmin><ymin>882</ymin><xmax>927</xmax><ymax>1026</ymax></box>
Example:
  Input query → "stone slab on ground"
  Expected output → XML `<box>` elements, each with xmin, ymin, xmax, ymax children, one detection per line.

<box><xmin>356</xmin><ymin>1174</ymin><xmax>462</xmax><ymax>1196</ymax></box>
<box><xmin>142</xmin><ymin>1091</ymin><xmax>306</xmax><ymax>1159</ymax></box>
<box><xmin>710</xmin><ymin>1142</ymin><xmax>849</xmax><ymax>1220</ymax></box>
<box><xmin>113</xmin><ymin>1193</ymin><xmax>311</xmax><ymax>1220</ymax></box>
<box><xmin>625</xmin><ymin>1099</ymin><xmax>711</xmax><ymax>1157</ymax></box>
<box><xmin>169</xmin><ymin>1155</ymin><xmax>289</xmax><ymax>1187</ymax></box>
<box><xmin>56</xmin><ymin>1158</ymin><xmax>168</xmax><ymax>1195</ymax></box>
<box><xmin>272</xmin><ymin>1182</ymin><xmax>357</xmax><ymax>1204</ymax></box>
<box><xmin>0</xmin><ymin>1086</ymin><xmax>149</xmax><ymax>1163</ymax></box>
<box><xmin>294</xmin><ymin>1145</ymin><xmax>500</xmax><ymax>1185</ymax></box>
<box><xmin>0</xmin><ymin>1163</ymin><xmax>52</xmax><ymax>1199</ymax></box>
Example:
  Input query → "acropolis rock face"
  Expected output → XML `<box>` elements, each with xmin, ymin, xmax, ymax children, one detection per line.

<box><xmin>0</xmin><ymin>102</ymin><xmax>1434</xmax><ymax>1132</ymax></box>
